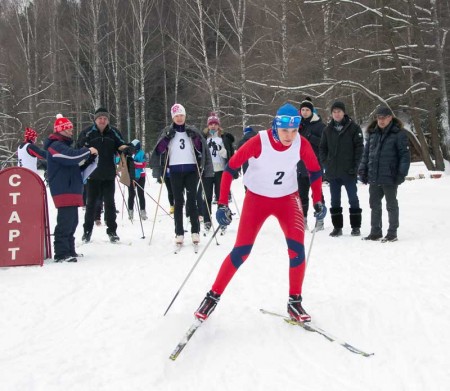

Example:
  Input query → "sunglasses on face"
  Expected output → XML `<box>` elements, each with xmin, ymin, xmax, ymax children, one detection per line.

<box><xmin>275</xmin><ymin>115</ymin><xmax>301</xmax><ymax>128</ymax></box>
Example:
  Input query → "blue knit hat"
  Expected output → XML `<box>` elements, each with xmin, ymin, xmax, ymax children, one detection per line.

<box><xmin>272</xmin><ymin>103</ymin><xmax>301</xmax><ymax>141</ymax></box>
<box><xmin>244</xmin><ymin>126</ymin><xmax>254</xmax><ymax>134</ymax></box>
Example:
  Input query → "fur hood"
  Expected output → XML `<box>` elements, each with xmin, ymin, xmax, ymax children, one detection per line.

<box><xmin>366</xmin><ymin>117</ymin><xmax>404</xmax><ymax>133</ymax></box>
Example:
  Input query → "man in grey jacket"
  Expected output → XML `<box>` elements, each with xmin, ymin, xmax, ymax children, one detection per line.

<box><xmin>358</xmin><ymin>105</ymin><xmax>411</xmax><ymax>242</ymax></box>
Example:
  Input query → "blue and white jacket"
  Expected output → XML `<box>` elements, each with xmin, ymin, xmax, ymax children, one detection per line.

<box><xmin>44</xmin><ymin>133</ymin><xmax>91</xmax><ymax>208</ymax></box>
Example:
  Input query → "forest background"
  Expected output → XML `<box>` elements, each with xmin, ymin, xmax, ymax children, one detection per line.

<box><xmin>1</xmin><ymin>0</ymin><xmax>449</xmax><ymax>170</ymax></box>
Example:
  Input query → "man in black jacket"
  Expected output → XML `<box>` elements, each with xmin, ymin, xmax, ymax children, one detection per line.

<box><xmin>358</xmin><ymin>106</ymin><xmax>410</xmax><ymax>242</ymax></box>
<box><xmin>297</xmin><ymin>99</ymin><xmax>326</xmax><ymax>231</ymax></box>
<box><xmin>77</xmin><ymin>107</ymin><xmax>133</xmax><ymax>243</ymax></box>
<box><xmin>319</xmin><ymin>101</ymin><xmax>364</xmax><ymax>237</ymax></box>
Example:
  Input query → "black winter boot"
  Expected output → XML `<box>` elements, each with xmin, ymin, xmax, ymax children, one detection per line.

<box><xmin>349</xmin><ymin>208</ymin><xmax>362</xmax><ymax>236</ymax></box>
<box><xmin>329</xmin><ymin>207</ymin><xmax>343</xmax><ymax>237</ymax></box>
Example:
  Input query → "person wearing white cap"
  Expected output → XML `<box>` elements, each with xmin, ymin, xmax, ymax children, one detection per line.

<box><xmin>150</xmin><ymin>104</ymin><xmax>213</xmax><ymax>246</ymax></box>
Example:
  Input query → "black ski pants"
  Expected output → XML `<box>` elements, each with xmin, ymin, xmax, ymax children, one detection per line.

<box><xmin>170</xmin><ymin>171</ymin><xmax>199</xmax><ymax>235</ymax></box>
<box><xmin>84</xmin><ymin>178</ymin><xmax>117</xmax><ymax>235</ymax></box>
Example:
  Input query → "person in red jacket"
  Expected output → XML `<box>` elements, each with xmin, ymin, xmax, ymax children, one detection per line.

<box><xmin>194</xmin><ymin>103</ymin><xmax>327</xmax><ymax>323</ymax></box>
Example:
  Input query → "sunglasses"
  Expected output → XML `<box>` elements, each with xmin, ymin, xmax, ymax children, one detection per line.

<box><xmin>275</xmin><ymin>115</ymin><xmax>301</xmax><ymax>129</ymax></box>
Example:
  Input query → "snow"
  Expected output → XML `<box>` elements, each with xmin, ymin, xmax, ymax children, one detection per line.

<box><xmin>1</xmin><ymin>162</ymin><xmax>450</xmax><ymax>391</ymax></box>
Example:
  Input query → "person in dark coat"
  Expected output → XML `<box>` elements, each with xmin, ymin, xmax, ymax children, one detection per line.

<box><xmin>319</xmin><ymin>101</ymin><xmax>364</xmax><ymax>237</ymax></box>
<box><xmin>77</xmin><ymin>107</ymin><xmax>133</xmax><ymax>243</ymax></box>
<box><xmin>358</xmin><ymin>105</ymin><xmax>411</xmax><ymax>242</ymax></box>
<box><xmin>44</xmin><ymin>114</ymin><xmax>98</xmax><ymax>262</ymax></box>
<box><xmin>201</xmin><ymin>112</ymin><xmax>235</xmax><ymax>232</ymax></box>
<box><xmin>297</xmin><ymin>99</ymin><xmax>326</xmax><ymax>231</ymax></box>
<box><xmin>151</xmin><ymin>103</ymin><xmax>214</xmax><ymax>245</ymax></box>
<box><xmin>237</xmin><ymin>126</ymin><xmax>258</xmax><ymax>176</ymax></box>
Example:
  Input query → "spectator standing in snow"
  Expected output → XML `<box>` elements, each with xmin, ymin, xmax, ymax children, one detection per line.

<box><xmin>236</xmin><ymin>126</ymin><xmax>257</xmax><ymax>176</ymax></box>
<box><xmin>319</xmin><ymin>101</ymin><xmax>364</xmax><ymax>237</ymax></box>
<box><xmin>77</xmin><ymin>107</ymin><xmax>133</xmax><ymax>243</ymax></box>
<box><xmin>202</xmin><ymin>112</ymin><xmax>235</xmax><ymax>233</ymax></box>
<box><xmin>17</xmin><ymin>127</ymin><xmax>47</xmax><ymax>173</ymax></box>
<box><xmin>194</xmin><ymin>103</ymin><xmax>326</xmax><ymax>323</ymax></box>
<box><xmin>44</xmin><ymin>114</ymin><xmax>98</xmax><ymax>262</ymax></box>
<box><xmin>151</xmin><ymin>104</ymin><xmax>213</xmax><ymax>246</ymax></box>
<box><xmin>127</xmin><ymin>138</ymin><xmax>148</xmax><ymax>220</ymax></box>
<box><xmin>358</xmin><ymin>105</ymin><xmax>411</xmax><ymax>242</ymax></box>
<box><xmin>297</xmin><ymin>99</ymin><xmax>326</xmax><ymax>231</ymax></box>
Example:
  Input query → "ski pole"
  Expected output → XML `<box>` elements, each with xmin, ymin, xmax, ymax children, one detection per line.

<box><xmin>116</xmin><ymin>175</ymin><xmax>133</xmax><ymax>223</ymax></box>
<box><xmin>230</xmin><ymin>190</ymin><xmax>241</xmax><ymax>218</ymax></box>
<box><xmin>163</xmin><ymin>225</ymin><xmax>221</xmax><ymax>316</ymax></box>
<box><xmin>149</xmin><ymin>152</ymin><xmax>170</xmax><ymax>245</ymax></box>
<box><xmin>133</xmin><ymin>179</ymin><xmax>172</xmax><ymax>217</ymax></box>
<box><xmin>306</xmin><ymin>219</ymin><xmax>318</xmax><ymax>266</ymax></box>
<box><xmin>189</xmin><ymin>138</ymin><xmax>220</xmax><ymax>246</ymax></box>
<box><xmin>134</xmin><ymin>182</ymin><xmax>145</xmax><ymax>239</ymax></box>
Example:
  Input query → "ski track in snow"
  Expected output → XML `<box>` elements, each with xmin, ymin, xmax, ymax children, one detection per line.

<box><xmin>1</xmin><ymin>163</ymin><xmax>450</xmax><ymax>390</ymax></box>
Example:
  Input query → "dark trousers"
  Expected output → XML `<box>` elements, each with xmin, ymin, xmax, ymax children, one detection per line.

<box><xmin>329</xmin><ymin>177</ymin><xmax>360</xmax><ymax>209</ymax></box>
<box><xmin>297</xmin><ymin>175</ymin><xmax>325</xmax><ymax>218</ymax></box>
<box><xmin>369</xmin><ymin>184</ymin><xmax>399</xmax><ymax>236</ymax></box>
<box><xmin>164</xmin><ymin>175</ymin><xmax>174</xmax><ymax>206</ymax></box>
<box><xmin>128</xmin><ymin>176</ymin><xmax>146</xmax><ymax>211</ymax></box>
<box><xmin>170</xmin><ymin>171</ymin><xmax>200</xmax><ymax>235</ymax></box>
<box><xmin>201</xmin><ymin>176</ymin><xmax>215</xmax><ymax>223</ymax></box>
<box><xmin>213</xmin><ymin>171</ymin><xmax>223</xmax><ymax>201</ymax></box>
<box><xmin>54</xmin><ymin>206</ymin><xmax>78</xmax><ymax>259</ymax></box>
<box><xmin>84</xmin><ymin>179</ymin><xmax>117</xmax><ymax>234</ymax></box>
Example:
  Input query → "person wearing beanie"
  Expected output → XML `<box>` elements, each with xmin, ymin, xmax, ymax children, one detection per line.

<box><xmin>330</xmin><ymin>101</ymin><xmax>346</xmax><ymax>113</ymax></box>
<box><xmin>297</xmin><ymin>99</ymin><xmax>326</xmax><ymax>231</ymax></box>
<box><xmin>17</xmin><ymin>127</ymin><xmax>47</xmax><ymax>174</ymax></box>
<box><xmin>319</xmin><ymin>101</ymin><xmax>364</xmax><ymax>237</ymax></box>
<box><xmin>201</xmin><ymin>112</ymin><xmax>235</xmax><ymax>233</ymax></box>
<box><xmin>150</xmin><ymin>103</ymin><xmax>213</xmax><ymax>246</ymax></box>
<box><xmin>44</xmin><ymin>114</ymin><xmax>98</xmax><ymax>262</ymax></box>
<box><xmin>193</xmin><ymin>102</ymin><xmax>326</xmax><ymax>324</ymax></box>
<box><xmin>76</xmin><ymin>107</ymin><xmax>132</xmax><ymax>243</ymax></box>
<box><xmin>358</xmin><ymin>105</ymin><xmax>410</xmax><ymax>242</ymax></box>
<box><xmin>126</xmin><ymin>138</ymin><xmax>148</xmax><ymax>221</ymax></box>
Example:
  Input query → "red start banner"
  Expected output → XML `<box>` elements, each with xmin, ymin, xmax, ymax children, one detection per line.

<box><xmin>0</xmin><ymin>167</ymin><xmax>51</xmax><ymax>267</ymax></box>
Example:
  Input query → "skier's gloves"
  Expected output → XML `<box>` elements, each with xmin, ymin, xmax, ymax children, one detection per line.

<box><xmin>313</xmin><ymin>202</ymin><xmax>327</xmax><ymax>220</ymax></box>
<box><xmin>186</xmin><ymin>129</ymin><xmax>197</xmax><ymax>139</ymax></box>
<box><xmin>216</xmin><ymin>204</ymin><xmax>233</xmax><ymax>226</ymax></box>
<box><xmin>165</xmin><ymin>128</ymin><xmax>176</xmax><ymax>140</ymax></box>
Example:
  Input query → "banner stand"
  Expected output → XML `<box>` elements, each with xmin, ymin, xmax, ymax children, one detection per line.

<box><xmin>0</xmin><ymin>167</ymin><xmax>51</xmax><ymax>267</ymax></box>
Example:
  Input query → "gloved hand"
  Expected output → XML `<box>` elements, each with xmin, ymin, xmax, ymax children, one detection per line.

<box><xmin>358</xmin><ymin>170</ymin><xmax>368</xmax><ymax>184</ymax></box>
<box><xmin>232</xmin><ymin>171</ymin><xmax>240</xmax><ymax>180</ymax></box>
<box><xmin>156</xmin><ymin>177</ymin><xmax>163</xmax><ymax>184</ymax></box>
<box><xmin>165</xmin><ymin>128</ymin><xmax>176</xmax><ymax>139</ymax></box>
<box><xmin>313</xmin><ymin>202</ymin><xmax>327</xmax><ymax>220</ymax></box>
<box><xmin>123</xmin><ymin>145</ymin><xmax>135</xmax><ymax>156</ymax></box>
<box><xmin>396</xmin><ymin>175</ymin><xmax>405</xmax><ymax>185</ymax></box>
<box><xmin>185</xmin><ymin>129</ymin><xmax>197</xmax><ymax>139</ymax></box>
<box><xmin>216</xmin><ymin>204</ymin><xmax>233</xmax><ymax>226</ymax></box>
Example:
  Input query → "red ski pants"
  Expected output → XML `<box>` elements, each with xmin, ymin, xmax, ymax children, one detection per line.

<box><xmin>211</xmin><ymin>191</ymin><xmax>307</xmax><ymax>296</ymax></box>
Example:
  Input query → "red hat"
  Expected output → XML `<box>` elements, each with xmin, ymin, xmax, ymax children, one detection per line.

<box><xmin>24</xmin><ymin>127</ymin><xmax>37</xmax><ymax>142</ymax></box>
<box><xmin>207</xmin><ymin>112</ymin><xmax>220</xmax><ymax>126</ymax></box>
<box><xmin>54</xmin><ymin>114</ymin><xmax>73</xmax><ymax>133</ymax></box>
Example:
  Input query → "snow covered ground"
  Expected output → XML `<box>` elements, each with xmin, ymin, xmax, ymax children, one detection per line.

<box><xmin>1</xmin><ymin>162</ymin><xmax>449</xmax><ymax>391</ymax></box>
